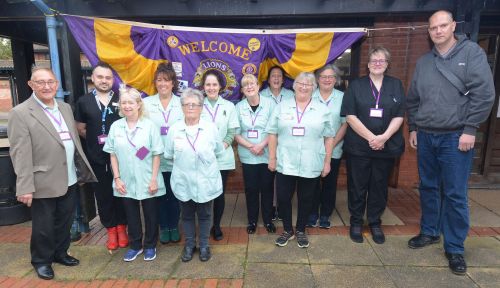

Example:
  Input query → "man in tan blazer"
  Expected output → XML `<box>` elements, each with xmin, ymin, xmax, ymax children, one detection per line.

<box><xmin>8</xmin><ymin>67</ymin><xmax>96</xmax><ymax>280</ymax></box>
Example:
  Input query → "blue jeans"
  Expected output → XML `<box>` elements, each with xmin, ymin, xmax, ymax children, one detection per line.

<box><xmin>158</xmin><ymin>172</ymin><xmax>180</xmax><ymax>230</ymax></box>
<box><xmin>417</xmin><ymin>131</ymin><xmax>473</xmax><ymax>254</ymax></box>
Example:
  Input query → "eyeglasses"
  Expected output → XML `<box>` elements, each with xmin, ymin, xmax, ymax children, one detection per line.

<box><xmin>182</xmin><ymin>103</ymin><xmax>202</xmax><ymax>108</ymax></box>
<box><xmin>319</xmin><ymin>75</ymin><xmax>336</xmax><ymax>80</ymax></box>
<box><xmin>32</xmin><ymin>80</ymin><xmax>57</xmax><ymax>87</ymax></box>
<box><xmin>369</xmin><ymin>59</ymin><xmax>388</xmax><ymax>65</ymax></box>
<box><xmin>296</xmin><ymin>82</ymin><xmax>313</xmax><ymax>88</ymax></box>
<box><xmin>243</xmin><ymin>82</ymin><xmax>257</xmax><ymax>88</ymax></box>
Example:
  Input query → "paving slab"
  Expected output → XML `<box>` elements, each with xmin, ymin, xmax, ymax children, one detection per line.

<box><xmin>464</xmin><ymin>237</ymin><xmax>500</xmax><ymax>267</ymax></box>
<box><xmin>368</xmin><ymin>235</ymin><xmax>447</xmax><ymax>266</ymax></box>
<box><xmin>172</xmin><ymin>245</ymin><xmax>245</xmax><ymax>279</ymax></box>
<box><xmin>221</xmin><ymin>194</ymin><xmax>238</xmax><ymax>227</ymax></box>
<box><xmin>244</xmin><ymin>263</ymin><xmax>314</xmax><ymax>288</ymax></box>
<box><xmin>247</xmin><ymin>234</ymin><xmax>308</xmax><ymax>264</ymax></box>
<box><xmin>54</xmin><ymin>245</ymin><xmax>112</xmax><ymax>280</ymax></box>
<box><xmin>0</xmin><ymin>243</ymin><xmax>32</xmax><ymax>277</ymax></box>
<box><xmin>386</xmin><ymin>266</ymin><xmax>479</xmax><ymax>288</ymax></box>
<box><xmin>469</xmin><ymin>200</ymin><xmax>500</xmax><ymax>227</ymax></box>
<box><xmin>311</xmin><ymin>265</ymin><xmax>396</xmax><ymax>288</ymax></box>
<box><xmin>469</xmin><ymin>189</ymin><xmax>500</xmax><ymax>211</ymax></box>
<box><xmin>96</xmin><ymin>245</ymin><xmax>179</xmax><ymax>280</ymax></box>
<box><xmin>467</xmin><ymin>267</ymin><xmax>500</xmax><ymax>288</ymax></box>
<box><xmin>307</xmin><ymin>235</ymin><xmax>382</xmax><ymax>266</ymax></box>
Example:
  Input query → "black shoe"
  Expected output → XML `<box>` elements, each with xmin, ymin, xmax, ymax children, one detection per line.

<box><xmin>34</xmin><ymin>265</ymin><xmax>54</xmax><ymax>280</ymax></box>
<box><xmin>349</xmin><ymin>225</ymin><xmax>364</xmax><ymax>243</ymax></box>
<box><xmin>265</xmin><ymin>223</ymin><xmax>276</xmax><ymax>233</ymax></box>
<box><xmin>199</xmin><ymin>247</ymin><xmax>212</xmax><ymax>262</ymax></box>
<box><xmin>370</xmin><ymin>225</ymin><xmax>385</xmax><ymax>244</ymax></box>
<box><xmin>70</xmin><ymin>231</ymin><xmax>81</xmax><ymax>242</ymax></box>
<box><xmin>246</xmin><ymin>223</ymin><xmax>257</xmax><ymax>234</ymax></box>
<box><xmin>181</xmin><ymin>246</ymin><xmax>196</xmax><ymax>262</ymax></box>
<box><xmin>445</xmin><ymin>252</ymin><xmax>467</xmax><ymax>275</ymax></box>
<box><xmin>211</xmin><ymin>226</ymin><xmax>223</xmax><ymax>241</ymax></box>
<box><xmin>54</xmin><ymin>254</ymin><xmax>80</xmax><ymax>266</ymax></box>
<box><xmin>408</xmin><ymin>234</ymin><xmax>440</xmax><ymax>249</ymax></box>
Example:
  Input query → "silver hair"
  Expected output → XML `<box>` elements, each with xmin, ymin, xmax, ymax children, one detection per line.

<box><xmin>293</xmin><ymin>72</ymin><xmax>318</xmax><ymax>91</ymax></box>
<box><xmin>314</xmin><ymin>64</ymin><xmax>342</xmax><ymax>87</ymax></box>
<box><xmin>180</xmin><ymin>88</ymin><xmax>204</xmax><ymax>105</ymax></box>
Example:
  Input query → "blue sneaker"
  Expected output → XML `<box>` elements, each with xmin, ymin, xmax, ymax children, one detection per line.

<box><xmin>319</xmin><ymin>216</ymin><xmax>331</xmax><ymax>229</ymax></box>
<box><xmin>144</xmin><ymin>248</ymin><xmax>157</xmax><ymax>261</ymax></box>
<box><xmin>306</xmin><ymin>214</ymin><xmax>318</xmax><ymax>228</ymax></box>
<box><xmin>123</xmin><ymin>248</ymin><xmax>143</xmax><ymax>262</ymax></box>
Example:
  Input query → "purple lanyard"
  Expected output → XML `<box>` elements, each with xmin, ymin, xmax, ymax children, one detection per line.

<box><xmin>249</xmin><ymin>107</ymin><xmax>260</xmax><ymax>128</ymax></box>
<box><xmin>369</xmin><ymin>79</ymin><xmax>382</xmax><ymax>109</ymax></box>
<box><xmin>162</xmin><ymin>109</ymin><xmax>171</xmax><ymax>125</ymax></box>
<box><xmin>295</xmin><ymin>98</ymin><xmax>312</xmax><ymax>124</ymax></box>
<box><xmin>125</xmin><ymin>127</ymin><xmax>139</xmax><ymax>148</ymax></box>
<box><xmin>186</xmin><ymin>129</ymin><xmax>201</xmax><ymax>152</ymax></box>
<box><xmin>43</xmin><ymin>108</ymin><xmax>64</xmax><ymax>131</ymax></box>
<box><xmin>204</xmin><ymin>104</ymin><xmax>220</xmax><ymax>122</ymax></box>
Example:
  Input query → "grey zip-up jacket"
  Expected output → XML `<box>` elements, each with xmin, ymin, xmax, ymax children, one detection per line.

<box><xmin>407</xmin><ymin>35</ymin><xmax>495</xmax><ymax>135</ymax></box>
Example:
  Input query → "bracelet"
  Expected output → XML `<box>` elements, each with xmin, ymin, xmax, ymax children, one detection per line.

<box><xmin>114</xmin><ymin>176</ymin><xmax>120</xmax><ymax>180</ymax></box>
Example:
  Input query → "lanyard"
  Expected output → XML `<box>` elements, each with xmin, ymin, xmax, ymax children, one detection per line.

<box><xmin>186</xmin><ymin>128</ymin><xmax>200</xmax><ymax>152</ymax></box>
<box><xmin>295</xmin><ymin>98</ymin><xmax>312</xmax><ymax>124</ymax></box>
<box><xmin>43</xmin><ymin>108</ymin><xmax>64</xmax><ymax>132</ymax></box>
<box><xmin>369</xmin><ymin>79</ymin><xmax>382</xmax><ymax>109</ymax></box>
<box><xmin>162</xmin><ymin>109</ymin><xmax>171</xmax><ymax>126</ymax></box>
<box><xmin>204</xmin><ymin>104</ymin><xmax>220</xmax><ymax>122</ymax></box>
<box><xmin>125</xmin><ymin>126</ymin><xmax>139</xmax><ymax>148</ymax></box>
<box><xmin>249</xmin><ymin>107</ymin><xmax>261</xmax><ymax>128</ymax></box>
<box><xmin>95</xmin><ymin>93</ymin><xmax>113</xmax><ymax>135</ymax></box>
<box><xmin>273</xmin><ymin>94</ymin><xmax>282</xmax><ymax>104</ymax></box>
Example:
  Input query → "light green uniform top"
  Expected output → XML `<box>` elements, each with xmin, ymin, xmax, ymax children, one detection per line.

<box><xmin>103</xmin><ymin>117</ymin><xmax>166</xmax><ymax>200</ymax></box>
<box><xmin>265</xmin><ymin>97</ymin><xmax>334</xmax><ymax>178</ymax></box>
<box><xmin>164</xmin><ymin>119</ymin><xmax>224</xmax><ymax>203</ymax></box>
<box><xmin>33</xmin><ymin>94</ymin><xmax>77</xmax><ymax>186</ymax></box>
<box><xmin>312</xmin><ymin>88</ymin><xmax>346</xmax><ymax>159</ymax></box>
<box><xmin>201</xmin><ymin>97</ymin><xmax>239</xmax><ymax>170</ymax></box>
<box><xmin>260</xmin><ymin>87</ymin><xmax>294</xmax><ymax>104</ymax></box>
<box><xmin>143</xmin><ymin>94</ymin><xmax>184</xmax><ymax>172</ymax></box>
<box><xmin>235</xmin><ymin>96</ymin><xmax>276</xmax><ymax>164</ymax></box>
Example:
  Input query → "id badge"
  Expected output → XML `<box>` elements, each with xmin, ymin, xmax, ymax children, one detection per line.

<box><xmin>97</xmin><ymin>134</ymin><xmax>108</xmax><ymax>144</ymax></box>
<box><xmin>135</xmin><ymin>146</ymin><xmax>150</xmax><ymax>160</ymax></box>
<box><xmin>292</xmin><ymin>127</ymin><xmax>305</xmax><ymax>136</ymax></box>
<box><xmin>370</xmin><ymin>108</ymin><xmax>383</xmax><ymax>118</ymax></box>
<box><xmin>59</xmin><ymin>131</ymin><xmax>72</xmax><ymax>141</ymax></box>
<box><xmin>160</xmin><ymin>126</ymin><xmax>169</xmax><ymax>136</ymax></box>
<box><xmin>247</xmin><ymin>129</ymin><xmax>259</xmax><ymax>139</ymax></box>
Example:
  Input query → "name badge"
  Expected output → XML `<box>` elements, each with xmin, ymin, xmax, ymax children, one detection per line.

<box><xmin>59</xmin><ymin>131</ymin><xmax>72</xmax><ymax>141</ymax></box>
<box><xmin>292</xmin><ymin>127</ymin><xmax>305</xmax><ymax>136</ymax></box>
<box><xmin>112</xmin><ymin>102</ymin><xmax>119</xmax><ymax>106</ymax></box>
<box><xmin>97</xmin><ymin>134</ymin><xmax>107</xmax><ymax>144</ymax></box>
<box><xmin>135</xmin><ymin>146</ymin><xmax>150</xmax><ymax>160</ymax></box>
<box><xmin>247</xmin><ymin>129</ymin><xmax>259</xmax><ymax>139</ymax></box>
<box><xmin>370</xmin><ymin>108</ymin><xmax>384</xmax><ymax>118</ymax></box>
<box><xmin>160</xmin><ymin>126</ymin><xmax>169</xmax><ymax>136</ymax></box>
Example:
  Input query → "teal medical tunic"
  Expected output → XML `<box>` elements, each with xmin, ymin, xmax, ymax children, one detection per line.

<box><xmin>235</xmin><ymin>96</ymin><xmax>275</xmax><ymax>164</ymax></box>
<box><xmin>265</xmin><ymin>97</ymin><xmax>334</xmax><ymax>178</ymax></box>
<box><xmin>260</xmin><ymin>87</ymin><xmax>294</xmax><ymax>104</ymax></box>
<box><xmin>312</xmin><ymin>88</ymin><xmax>346</xmax><ymax>159</ymax></box>
<box><xmin>164</xmin><ymin>119</ymin><xmax>224</xmax><ymax>203</ymax></box>
<box><xmin>103</xmin><ymin>117</ymin><xmax>166</xmax><ymax>200</ymax></box>
<box><xmin>201</xmin><ymin>96</ymin><xmax>239</xmax><ymax>170</ymax></box>
<box><xmin>143</xmin><ymin>94</ymin><xmax>184</xmax><ymax>172</ymax></box>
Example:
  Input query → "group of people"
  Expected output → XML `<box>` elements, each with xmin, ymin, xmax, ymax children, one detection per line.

<box><xmin>7</xmin><ymin>10</ymin><xmax>495</xmax><ymax>280</ymax></box>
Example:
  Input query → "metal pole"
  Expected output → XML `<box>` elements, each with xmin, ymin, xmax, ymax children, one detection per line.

<box><xmin>30</xmin><ymin>0</ymin><xmax>64</xmax><ymax>99</ymax></box>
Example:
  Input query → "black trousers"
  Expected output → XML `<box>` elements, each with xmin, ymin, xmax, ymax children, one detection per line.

<box><xmin>311</xmin><ymin>158</ymin><xmax>341</xmax><ymax>218</ymax></box>
<box><xmin>31</xmin><ymin>184</ymin><xmax>77</xmax><ymax>267</ymax></box>
<box><xmin>122</xmin><ymin>197</ymin><xmax>158</xmax><ymax>250</ymax></box>
<box><xmin>346</xmin><ymin>154</ymin><xmax>395</xmax><ymax>226</ymax></box>
<box><xmin>276</xmin><ymin>172</ymin><xmax>319</xmax><ymax>233</ymax></box>
<box><xmin>91</xmin><ymin>163</ymin><xmax>127</xmax><ymax>228</ymax></box>
<box><xmin>242</xmin><ymin>163</ymin><xmax>275</xmax><ymax>225</ymax></box>
<box><xmin>213</xmin><ymin>170</ymin><xmax>230</xmax><ymax>228</ymax></box>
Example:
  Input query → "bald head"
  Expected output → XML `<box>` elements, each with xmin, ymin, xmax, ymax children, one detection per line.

<box><xmin>429</xmin><ymin>10</ymin><xmax>454</xmax><ymax>24</ymax></box>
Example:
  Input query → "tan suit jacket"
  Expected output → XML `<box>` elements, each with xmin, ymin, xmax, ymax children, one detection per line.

<box><xmin>8</xmin><ymin>96</ymin><xmax>97</xmax><ymax>199</ymax></box>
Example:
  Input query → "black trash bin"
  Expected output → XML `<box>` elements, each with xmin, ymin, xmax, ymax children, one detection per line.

<box><xmin>0</xmin><ymin>126</ymin><xmax>31</xmax><ymax>226</ymax></box>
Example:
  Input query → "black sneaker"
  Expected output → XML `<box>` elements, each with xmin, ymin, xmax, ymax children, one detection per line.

<box><xmin>318</xmin><ymin>216</ymin><xmax>331</xmax><ymax>229</ymax></box>
<box><xmin>181</xmin><ymin>246</ymin><xmax>196</xmax><ymax>262</ymax></box>
<box><xmin>408</xmin><ymin>234</ymin><xmax>440</xmax><ymax>249</ymax></box>
<box><xmin>199</xmin><ymin>247</ymin><xmax>212</xmax><ymax>262</ymax></box>
<box><xmin>370</xmin><ymin>225</ymin><xmax>385</xmax><ymax>244</ymax></box>
<box><xmin>296</xmin><ymin>231</ymin><xmax>310</xmax><ymax>248</ymax></box>
<box><xmin>246</xmin><ymin>223</ymin><xmax>257</xmax><ymax>234</ymax></box>
<box><xmin>275</xmin><ymin>231</ymin><xmax>294</xmax><ymax>247</ymax></box>
<box><xmin>211</xmin><ymin>226</ymin><xmax>223</xmax><ymax>241</ymax></box>
<box><xmin>349</xmin><ymin>225</ymin><xmax>364</xmax><ymax>243</ymax></box>
<box><xmin>306</xmin><ymin>214</ymin><xmax>319</xmax><ymax>228</ymax></box>
<box><xmin>265</xmin><ymin>223</ymin><xmax>277</xmax><ymax>233</ymax></box>
<box><xmin>445</xmin><ymin>252</ymin><xmax>467</xmax><ymax>275</ymax></box>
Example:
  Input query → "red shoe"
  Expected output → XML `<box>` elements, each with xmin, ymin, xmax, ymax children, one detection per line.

<box><xmin>106</xmin><ymin>227</ymin><xmax>118</xmax><ymax>251</ymax></box>
<box><xmin>116</xmin><ymin>224</ymin><xmax>129</xmax><ymax>248</ymax></box>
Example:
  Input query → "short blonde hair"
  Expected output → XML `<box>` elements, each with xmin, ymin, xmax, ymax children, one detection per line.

<box><xmin>118</xmin><ymin>86</ymin><xmax>145</xmax><ymax>118</ymax></box>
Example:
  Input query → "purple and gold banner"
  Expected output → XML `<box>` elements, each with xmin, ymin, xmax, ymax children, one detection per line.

<box><xmin>63</xmin><ymin>15</ymin><xmax>365</xmax><ymax>102</ymax></box>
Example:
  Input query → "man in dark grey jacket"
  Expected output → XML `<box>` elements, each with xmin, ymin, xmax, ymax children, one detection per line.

<box><xmin>406</xmin><ymin>10</ymin><xmax>495</xmax><ymax>275</ymax></box>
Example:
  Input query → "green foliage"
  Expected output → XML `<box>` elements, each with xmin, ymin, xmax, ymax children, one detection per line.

<box><xmin>0</xmin><ymin>38</ymin><xmax>12</xmax><ymax>60</ymax></box>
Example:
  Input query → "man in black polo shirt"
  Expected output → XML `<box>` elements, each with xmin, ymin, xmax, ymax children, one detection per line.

<box><xmin>75</xmin><ymin>62</ymin><xmax>128</xmax><ymax>252</ymax></box>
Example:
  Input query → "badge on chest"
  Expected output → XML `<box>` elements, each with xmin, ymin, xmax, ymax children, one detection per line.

<box><xmin>369</xmin><ymin>108</ymin><xmax>383</xmax><ymax>118</ymax></box>
<box><xmin>292</xmin><ymin>127</ymin><xmax>305</xmax><ymax>136</ymax></box>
